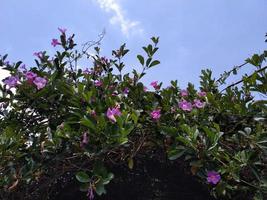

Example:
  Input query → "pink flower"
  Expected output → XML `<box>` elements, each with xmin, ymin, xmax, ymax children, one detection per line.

<box><xmin>178</xmin><ymin>100</ymin><xmax>192</xmax><ymax>112</ymax></box>
<box><xmin>193</xmin><ymin>99</ymin><xmax>205</xmax><ymax>108</ymax></box>
<box><xmin>94</xmin><ymin>80</ymin><xmax>102</xmax><ymax>87</ymax></box>
<box><xmin>91</xmin><ymin>110</ymin><xmax>96</xmax><ymax>117</ymax></box>
<box><xmin>3</xmin><ymin>76</ymin><xmax>20</xmax><ymax>88</ymax></box>
<box><xmin>51</xmin><ymin>39</ymin><xmax>61</xmax><ymax>47</ymax></box>
<box><xmin>207</xmin><ymin>171</ymin><xmax>221</xmax><ymax>185</ymax></box>
<box><xmin>25</xmin><ymin>71</ymin><xmax>37</xmax><ymax>82</ymax></box>
<box><xmin>106</xmin><ymin>107</ymin><xmax>122</xmax><ymax>122</ymax></box>
<box><xmin>33</xmin><ymin>51</ymin><xmax>44</xmax><ymax>59</ymax></box>
<box><xmin>150</xmin><ymin>81</ymin><xmax>160</xmax><ymax>90</ymax></box>
<box><xmin>33</xmin><ymin>77</ymin><xmax>47</xmax><ymax>90</ymax></box>
<box><xmin>150</xmin><ymin>109</ymin><xmax>161</xmax><ymax>120</ymax></box>
<box><xmin>198</xmin><ymin>91</ymin><xmax>207</xmax><ymax>97</ymax></box>
<box><xmin>180</xmin><ymin>89</ymin><xmax>188</xmax><ymax>97</ymax></box>
<box><xmin>58</xmin><ymin>27</ymin><xmax>67</xmax><ymax>34</ymax></box>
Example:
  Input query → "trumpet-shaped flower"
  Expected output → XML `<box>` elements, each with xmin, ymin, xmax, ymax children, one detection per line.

<box><xmin>123</xmin><ymin>87</ymin><xmax>129</xmax><ymax>94</ymax></box>
<box><xmin>178</xmin><ymin>100</ymin><xmax>192</xmax><ymax>112</ymax></box>
<box><xmin>33</xmin><ymin>77</ymin><xmax>47</xmax><ymax>90</ymax></box>
<box><xmin>207</xmin><ymin>171</ymin><xmax>221</xmax><ymax>185</ymax></box>
<box><xmin>58</xmin><ymin>27</ymin><xmax>67</xmax><ymax>34</ymax></box>
<box><xmin>94</xmin><ymin>80</ymin><xmax>102</xmax><ymax>87</ymax></box>
<box><xmin>33</xmin><ymin>51</ymin><xmax>44</xmax><ymax>59</ymax></box>
<box><xmin>150</xmin><ymin>109</ymin><xmax>161</xmax><ymax>120</ymax></box>
<box><xmin>180</xmin><ymin>89</ymin><xmax>188</xmax><ymax>97</ymax></box>
<box><xmin>198</xmin><ymin>91</ymin><xmax>207</xmax><ymax>97</ymax></box>
<box><xmin>193</xmin><ymin>99</ymin><xmax>205</xmax><ymax>108</ymax></box>
<box><xmin>150</xmin><ymin>81</ymin><xmax>160</xmax><ymax>90</ymax></box>
<box><xmin>25</xmin><ymin>71</ymin><xmax>37</xmax><ymax>82</ymax></box>
<box><xmin>3</xmin><ymin>76</ymin><xmax>19</xmax><ymax>88</ymax></box>
<box><xmin>51</xmin><ymin>39</ymin><xmax>61</xmax><ymax>47</ymax></box>
<box><xmin>106</xmin><ymin>107</ymin><xmax>122</xmax><ymax>122</ymax></box>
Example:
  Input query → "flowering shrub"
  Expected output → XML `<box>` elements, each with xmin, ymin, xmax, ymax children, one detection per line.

<box><xmin>0</xmin><ymin>29</ymin><xmax>266</xmax><ymax>200</ymax></box>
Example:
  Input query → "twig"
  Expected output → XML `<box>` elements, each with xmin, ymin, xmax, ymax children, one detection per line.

<box><xmin>216</xmin><ymin>62</ymin><xmax>248</xmax><ymax>84</ymax></box>
<box><xmin>220</xmin><ymin>65</ymin><xmax>267</xmax><ymax>93</ymax></box>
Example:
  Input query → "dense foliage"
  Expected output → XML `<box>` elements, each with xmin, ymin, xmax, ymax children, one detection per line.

<box><xmin>0</xmin><ymin>29</ymin><xmax>266</xmax><ymax>200</ymax></box>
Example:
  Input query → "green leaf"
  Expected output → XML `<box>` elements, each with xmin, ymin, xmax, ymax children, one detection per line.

<box><xmin>75</xmin><ymin>171</ymin><xmax>90</xmax><ymax>183</ymax></box>
<box><xmin>168</xmin><ymin>148</ymin><xmax>186</xmax><ymax>160</ymax></box>
<box><xmin>149</xmin><ymin>60</ymin><xmax>160</xmax><ymax>68</ymax></box>
<box><xmin>81</xmin><ymin>117</ymin><xmax>96</xmax><ymax>131</ymax></box>
<box><xmin>137</xmin><ymin>55</ymin><xmax>144</xmax><ymax>65</ymax></box>
<box><xmin>95</xmin><ymin>181</ymin><xmax>106</xmax><ymax>195</ymax></box>
<box><xmin>102</xmin><ymin>173</ymin><xmax>114</xmax><ymax>185</ymax></box>
<box><xmin>146</xmin><ymin>58</ymin><xmax>152</xmax><ymax>67</ymax></box>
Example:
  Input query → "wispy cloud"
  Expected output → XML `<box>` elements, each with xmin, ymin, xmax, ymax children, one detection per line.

<box><xmin>94</xmin><ymin>0</ymin><xmax>143</xmax><ymax>37</ymax></box>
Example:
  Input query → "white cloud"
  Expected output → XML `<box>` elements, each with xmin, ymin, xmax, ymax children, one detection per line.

<box><xmin>94</xmin><ymin>0</ymin><xmax>143</xmax><ymax>37</ymax></box>
<box><xmin>0</xmin><ymin>67</ymin><xmax>10</xmax><ymax>85</ymax></box>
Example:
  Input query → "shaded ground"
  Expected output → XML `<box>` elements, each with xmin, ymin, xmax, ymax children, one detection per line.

<box><xmin>56</xmin><ymin>155</ymin><xmax>214</xmax><ymax>200</ymax></box>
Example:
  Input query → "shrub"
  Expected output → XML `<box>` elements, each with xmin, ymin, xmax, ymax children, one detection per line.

<box><xmin>0</xmin><ymin>29</ymin><xmax>266</xmax><ymax>200</ymax></box>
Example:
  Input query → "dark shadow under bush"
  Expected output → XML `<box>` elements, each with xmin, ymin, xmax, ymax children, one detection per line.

<box><xmin>55</xmin><ymin>152</ymin><xmax>215</xmax><ymax>200</ymax></box>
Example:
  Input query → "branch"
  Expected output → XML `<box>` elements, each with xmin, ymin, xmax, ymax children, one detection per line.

<box><xmin>220</xmin><ymin>65</ymin><xmax>267</xmax><ymax>93</ymax></box>
<box><xmin>216</xmin><ymin>62</ymin><xmax>248</xmax><ymax>84</ymax></box>
<box><xmin>82</xmin><ymin>29</ymin><xmax>105</xmax><ymax>56</ymax></box>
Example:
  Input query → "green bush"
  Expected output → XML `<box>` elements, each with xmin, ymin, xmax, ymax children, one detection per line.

<box><xmin>0</xmin><ymin>29</ymin><xmax>266</xmax><ymax>200</ymax></box>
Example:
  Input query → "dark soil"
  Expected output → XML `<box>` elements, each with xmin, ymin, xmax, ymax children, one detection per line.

<box><xmin>55</xmin><ymin>154</ymin><xmax>215</xmax><ymax>200</ymax></box>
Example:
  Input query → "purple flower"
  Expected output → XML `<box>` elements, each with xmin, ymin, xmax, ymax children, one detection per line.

<box><xmin>207</xmin><ymin>171</ymin><xmax>221</xmax><ymax>185</ymax></box>
<box><xmin>94</xmin><ymin>80</ymin><xmax>102</xmax><ymax>87</ymax></box>
<box><xmin>82</xmin><ymin>132</ymin><xmax>89</xmax><ymax>145</ymax></box>
<box><xmin>193</xmin><ymin>99</ymin><xmax>205</xmax><ymax>109</ymax></box>
<box><xmin>83</xmin><ymin>68</ymin><xmax>93</xmax><ymax>75</ymax></box>
<box><xmin>3</xmin><ymin>76</ymin><xmax>19</xmax><ymax>88</ymax></box>
<box><xmin>87</xmin><ymin>186</ymin><xmax>94</xmax><ymax>200</ymax></box>
<box><xmin>198</xmin><ymin>91</ymin><xmax>207</xmax><ymax>97</ymax></box>
<box><xmin>123</xmin><ymin>87</ymin><xmax>129</xmax><ymax>94</ymax></box>
<box><xmin>178</xmin><ymin>100</ymin><xmax>192</xmax><ymax>112</ymax></box>
<box><xmin>150</xmin><ymin>109</ymin><xmax>161</xmax><ymax>120</ymax></box>
<box><xmin>180</xmin><ymin>89</ymin><xmax>188</xmax><ymax>97</ymax></box>
<box><xmin>33</xmin><ymin>51</ymin><xmax>44</xmax><ymax>59</ymax></box>
<box><xmin>33</xmin><ymin>77</ymin><xmax>47</xmax><ymax>90</ymax></box>
<box><xmin>106</xmin><ymin>106</ymin><xmax>122</xmax><ymax>122</ymax></box>
<box><xmin>58</xmin><ymin>27</ymin><xmax>67</xmax><ymax>34</ymax></box>
<box><xmin>51</xmin><ymin>39</ymin><xmax>61</xmax><ymax>47</ymax></box>
<box><xmin>19</xmin><ymin>64</ymin><xmax>27</xmax><ymax>73</ymax></box>
<box><xmin>25</xmin><ymin>71</ymin><xmax>37</xmax><ymax>82</ymax></box>
<box><xmin>150</xmin><ymin>81</ymin><xmax>160</xmax><ymax>90</ymax></box>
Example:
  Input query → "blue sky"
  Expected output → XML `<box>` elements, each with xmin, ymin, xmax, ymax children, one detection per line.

<box><xmin>0</xmin><ymin>0</ymin><xmax>266</xmax><ymax>88</ymax></box>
